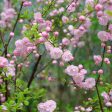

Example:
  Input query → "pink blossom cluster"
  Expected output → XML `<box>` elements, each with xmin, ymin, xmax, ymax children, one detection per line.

<box><xmin>0</xmin><ymin>56</ymin><xmax>15</xmax><ymax>77</ymax></box>
<box><xmin>45</xmin><ymin>42</ymin><xmax>74</xmax><ymax>63</ymax></box>
<box><xmin>101</xmin><ymin>90</ymin><xmax>112</xmax><ymax>107</ymax></box>
<box><xmin>57</xmin><ymin>0</ymin><xmax>64</xmax><ymax>4</ymax></box>
<box><xmin>33</xmin><ymin>12</ymin><xmax>55</xmax><ymax>43</ymax></box>
<box><xmin>0</xmin><ymin>0</ymin><xmax>16</xmax><ymax>28</ymax></box>
<box><xmin>14</xmin><ymin>37</ymin><xmax>34</xmax><ymax>57</ymax></box>
<box><xmin>96</xmin><ymin>0</ymin><xmax>112</xmax><ymax>26</ymax></box>
<box><xmin>65</xmin><ymin>18</ymin><xmax>91</xmax><ymax>48</ymax></box>
<box><xmin>23</xmin><ymin>1</ymin><xmax>32</xmax><ymax>7</ymax></box>
<box><xmin>65</xmin><ymin>65</ymin><xmax>95</xmax><ymax>89</ymax></box>
<box><xmin>96</xmin><ymin>0</ymin><xmax>112</xmax><ymax>42</ymax></box>
<box><xmin>5</xmin><ymin>64</ymin><xmax>15</xmax><ymax>77</ymax></box>
<box><xmin>37</xmin><ymin>100</ymin><xmax>56</xmax><ymax>112</ymax></box>
<box><xmin>97</xmin><ymin>31</ymin><xmax>112</xmax><ymax>42</ymax></box>
<box><xmin>93</xmin><ymin>54</ymin><xmax>110</xmax><ymax>75</ymax></box>
<box><xmin>74</xmin><ymin>105</ymin><xmax>92</xmax><ymax>112</ymax></box>
<box><xmin>67</xmin><ymin>1</ymin><xmax>76</xmax><ymax>13</ymax></box>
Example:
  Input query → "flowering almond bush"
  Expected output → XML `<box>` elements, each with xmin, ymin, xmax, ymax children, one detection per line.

<box><xmin>0</xmin><ymin>0</ymin><xmax>112</xmax><ymax>112</ymax></box>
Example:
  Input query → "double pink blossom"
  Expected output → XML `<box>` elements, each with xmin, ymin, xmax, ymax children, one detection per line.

<box><xmin>0</xmin><ymin>57</ymin><xmax>8</xmax><ymax>68</ymax></box>
<box><xmin>97</xmin><ymin>31</ymin><xmax>111</xmax><ymax>41</ymax></box>
<box><xmin>62</xmin><ymin>50</ymin><xmax>74</xmax><ymax>62</ymax></box>
<box><xmin>93</xmin><ymin>55</ymin><xmax>102</xmax><ymax>65</ymax></box>
<box><xmin>37</xmin><ymin>100</ymin><xmax>56</xmax><ymax>112</ymax></box>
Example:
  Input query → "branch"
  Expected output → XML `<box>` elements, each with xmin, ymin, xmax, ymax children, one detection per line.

<box><xmin>27</xmin><ymin>55</ymin><xmax>42</xmax><ymax>88</ymax></box>
<box><xmin>2</xmin><ymin>2</ymin><xmax>23</xmax><ymax>56</ymax></box>
<box><xmin>4</xmin><ymin>74</ymin><xmax>9</xmax><ymax>101</ymax></box>
<box><xmin>95</xmin><ymin>45</ymin><xmax>106</xmax><ymax>112</ymax></box>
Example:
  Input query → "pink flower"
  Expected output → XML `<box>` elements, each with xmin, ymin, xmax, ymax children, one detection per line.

<box><xmin>57</xmin><ymin>0</ymin><xmax>64</xmax><ymax>4</ymax></box>
<box><xmin>79</xmin><ymin>16</ymin><xmax>86</xmax><ymax>21</ymax></box>
<box><xmin>105</xmin><ymin>102</ymin><xmax>112</xmax><ymax>107</ymax></box>
<box><xmin>62</xmin><ymin>38</ymin><xmax>70</xmax><ymax>46</ymax></box>
<box><xmin>93</xmin><ymin>55</ymin><xmax>102</xmax><ymax>65</ymax></box>
<box><xmin>65</xmin><ymin>65</ymin><xmax>79</xmax><ymax>76</ymax></box>
<box><xmin>97</xmin><ymin>11</ymin><xmax>103</xmax><ymax>17</ymax></box>
<box><xmin>65</xmin><ymin>64</ymin><xmax>96</xmax><ymax>89</ymax></box>
<box><xmin>10</xmin><ymin>32</ymin><xmax>14</xmax><ymax>37</ymax></box>
<box><xmin>45</xmin><ymin>21</ymin><xmax>52</xmax><ymax>27</ymax></box>
<box><xmin>98</xmin><ymin>16</ymin><xmax>109</xmax><ymax>26</ymax></box>
<box><xmin>101</xmin><ymin>92</ymin><xmax>110</xmax><ymax>103</ymax></box>
<box><xmin>73</xmin><ymin>73</ymin><xmax>85</xmax><ymax>86</ymax></box>
<box><xmin>37</xmin><ymin>100</ymin><xmax>56</xmax><ymax>112</ymax></box>
<box><xmin>95</xmin><ymin>4</ymin><xmax>103</xmax><ymax>11</ymax></box>
<box><xmin>23</xmin><ymin>1</ymin><xmax>32</xmax><ymax>7</ymax></box>
<box><xmin>62</xmin><ymin>16</ymin><xmax>69</xmax><ymax>23</ymax></box>
<box><xmin>41</xmin><ymin>31</ymin><xmax>49</xmax><ymax>38</ymax></box>
<box><xmin>98</xmin><ymin>69</ymin><xmax>104</xmax><ymax>74</ymax></box>
<box><xmin>34</xmin><ymin>12</ymin><xmax>43</xmax><ymax>23</ymax></box>
<box><xmin>67</xmin><ymin>2</ymin><xmax>76</xmax><ymax>13</ymax></box>
<box><xmin>50</xmin><ymin>9</ymin><xmax>59</xmax><ymax>16</ymax></box>
<box><xmin>68</xmin><ymin>25</ymin><xmax>74</xmax><ymax>31</ymax></box>
<box><xmin>104</xmin><ymin>58</ymin><xmax>110</xmax><ymax>64</ymax></box>
<box><xmin>5</xmin><ymin>64</ymin><xmax>15</xmax><ymax>77</ymax></box>
<box><xmin>85</xmin><ymin>0</ymin><xmax>94</xmax><ymax>7</ymax></box>
<box><xmin>97</xmin><ymin>31</ymin><xmax>110</xmax><ymax>41</ymax></box>
<box><xmin>0</xmin><ymin>8</ymin><xmax>16</xmax><ymax>27</ymax></box>
<box><xmin>83</xmin><ymin>18</ymin><xmax>92</xmax><ymax>29</ymax></box>
<box><xmin>83</xmin><ymin>78</ymin><xmax>96</xmax><ymax>89</ymax></box>
<box><xmin>59</xmin><ymin>7</ymin><xmax>65</xmax><ymax>13</ymax></box>
<box><xmin>108</xmin><ymin>24</ymin><xmax>112</xmax><ymax>31</ymax></box>
<box><xmin>0</xmin><ymin>57</ymin><xmax>8</xmax><ymax>68</ymax></box>
<box><xmin>73</xmin><ymin>29</ymin><xmax>85</xmax><ymax>38</ymax></box>
<box><xmin>50</xmin><ymin>47</ymin><xmax>63</xmax><ymax>59</ymax></box>
<box><xmin>80</xmin><ymin>69</ymin><xmax>87</xmax><ymax>75</ymax></box>
<box><xmin>62</xmin><ymin>50</ymin><xmax>74</xmax><ymax>62</ymax></box>
<box><xmin>44</xmin><ymin>42</ymin><xmax>53</xmax><ymax>52</ymax></box>
<box><xmin>77</xmin><ymin>41</ymin><xmax>85</xmax><ymax>48</ymax></box>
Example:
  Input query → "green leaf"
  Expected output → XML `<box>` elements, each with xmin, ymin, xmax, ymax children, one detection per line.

<box><xmin>106</xmin><ymin>10</ymin><xmax>112</xmax><ymax>16</ymax></box>
<box><xmin>24</xmin><ymin>101</ymin><xmax>29</xmax><ymax>106</ymax></box>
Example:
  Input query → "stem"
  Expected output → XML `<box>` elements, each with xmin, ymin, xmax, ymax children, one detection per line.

<box><xmin>27</xmin><ymin>55</ymin><xmax>42</xmax><ymax>88</ymax></box>
<box><xmin>95</xmin><ymin>84</ymin><xmax>104</xmax><ymax>112</ymax></box>
<box><xmin>42</xmin><ymin>0</ymin><xmax>55</xmax><ymax>17</ymax></box>
<box><xmin>4</xmin><ymin>78</ymin><xmax>9</xmax><ymax>101</ymax></box>
<box><xmin>26</xmin><ymin>55</ymin><xmax>42</xmax><ymax>112</ymax></box>
<box><xmin>15</xmin><ymin>64</ymin><xmax>18</xmax><ymax>92</ymax></box>
<box><xmin>2</xmin><ymin>2</ymin><xmax>23</xmax><ymax>56</ymax></box>
<box><xmin>35</xmin><ymin>60</ymin><xmax>52</xmax><ymax>76</ymax></box>
<box><xmin>95</xmin><ymin>46</ymin><xmax>106</xmax><ymax>112</ymax></box>
<box><xmin>0</xmin><ymin>31</ymin><xmax>5</xmax><ymax>48</ymax></box>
